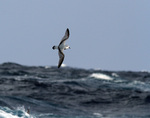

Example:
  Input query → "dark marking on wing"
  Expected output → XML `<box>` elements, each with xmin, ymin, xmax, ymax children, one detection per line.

<box><xmin>59</xmin><ymin>28</ymin><xmax>70</xmax><ymax>46</ymax></box>
<box><xmin>58</xmin><ymin>48</ymin><xmax>65</xmax><ymax>68</ymax></box>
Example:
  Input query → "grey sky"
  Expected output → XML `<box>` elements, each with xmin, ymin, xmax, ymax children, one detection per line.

<box><xmin>0</xmin><ymin>0</ymin><xmax>150</xmax><ymax>71</ymax></box>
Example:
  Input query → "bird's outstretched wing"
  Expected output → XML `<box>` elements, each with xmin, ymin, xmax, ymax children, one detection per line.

<box><xmin>58</xmin><ymin>48</ymin><xmax>65</xmax><ymax>68</ymax></box>
<box><xmin>59</xmin><ymin>28</ymin><xmax>70</xmax><ymax>46</ymax></box>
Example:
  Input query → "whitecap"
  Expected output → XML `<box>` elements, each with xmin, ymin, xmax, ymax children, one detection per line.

<box><xmin>61</xmin><ymin>63</ymin><xmax>67</xmax><ymax>67</ymax></box>
<box><xmin>0</xmin><ymin>106</ymin><xmax>34</xmax><ymax>118</ymax></box>
<box><xmin>93</xmin><ymin>112</ymin><xmax>103</xmax><ymax>117</ymax></box>
<box><xmin>89</xmin><ymin>73</ymin><xmax>113</xmax><ymax>81</ymax></box>
<box><xmin>93</xmin><ymin>112</ymin><xmax>110</xmax><ymax>118</ymax></box>
<box><xmin>111</xmin><ymin>73</ymin><xmax>119</xmax><ymax>77</ymax></box>
<box><xmin>45</xmin><ymin>66</ymin><xmax>51</xmax><ymax>69</ymax></box>
<box><xmin>128</xmin><ymin>80</ymin><xmax>150</xmax><ymax>92</ymax></box>
<box><xmin>0</xmin><ymin>110</ymin><xmax>19</xmax><ymax>118</ymax></box>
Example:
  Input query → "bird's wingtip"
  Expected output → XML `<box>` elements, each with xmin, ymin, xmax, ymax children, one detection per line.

<box><xmin>66</xmin><ymin>28</ymin><xmax>70</xmax><ymax>36</ymax></box>
<box><xmin>66</xmin><ymin>28</ymin><xmax>69</xmax><ymax>32</ymax></box>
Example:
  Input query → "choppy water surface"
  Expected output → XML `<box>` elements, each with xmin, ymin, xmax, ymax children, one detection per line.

<box><xmin>0</xmin><ymin>62</ymin><xmax>150</xmax><ymax>118</ymax></box>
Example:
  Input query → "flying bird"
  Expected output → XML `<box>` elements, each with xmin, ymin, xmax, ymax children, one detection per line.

<box><xmin>52</xmin><ymin>28</ymin><xmax>70</xmax><ymax>68</ymax></box>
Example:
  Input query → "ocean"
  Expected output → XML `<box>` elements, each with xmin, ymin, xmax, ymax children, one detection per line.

<box><xmin>0</xmin><ymin>62</ymin><xmax>150</xmax><ymax>118</ymax></box>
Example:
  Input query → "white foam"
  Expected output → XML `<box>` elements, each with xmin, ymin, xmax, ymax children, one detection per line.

<box><xmin>112</xmin><ymin>73</ymin><xmax>119</xmax><ymax>77</ymax></box>
<box><xmin>93</xmin><ymin>112</ymin><xmax>103</xmax><ymax>117</ymax></box>
<box><xmin>0</xmin><ymin>106</ymin><xmax>33</xmax><ymax>118</ymax></box>
<box><xmin>45</xmin><ymin>65</ymin><xmax>51</xmax><ymax>69</ymax></box>
<box><xmin>90</xmin><ymin>73</ymin><xmax>113</xmax><ymax>80</ymax></box>
<box><xmin>0</xmin><ymin>110</ymin><xmax>19</xmax><ymax>118</ymax></box>
<box><xmin>61</xmin><ymin>63</ymin><xmax>67</xmax><ymax>67</ymax></box>
<box><xmin>128</xmin><ymin>80</ymin><xmax>150</xmax><ymax>92</ymax></box>
<box><xmin>16</xmin><ymin>106</ymin><xmax>30</xmax><ymax>117</ymax></box>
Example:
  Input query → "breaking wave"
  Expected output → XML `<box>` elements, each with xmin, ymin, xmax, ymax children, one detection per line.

<box><xmin>0</xmin><ymin>62</ymin><xmax>150</xmax><ymax>118</ymax></box>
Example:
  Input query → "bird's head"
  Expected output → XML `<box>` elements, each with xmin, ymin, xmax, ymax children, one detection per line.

<box><xmin>64</xmin><ymin>45</ymin><xmax>71</xmax><ymax>50</ymax></box>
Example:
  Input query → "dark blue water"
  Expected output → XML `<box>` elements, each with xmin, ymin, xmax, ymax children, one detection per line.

<box><xmin>0</xmin><ymin>62</ymin><xmax>150</xmax><ymax>118</ymax></box>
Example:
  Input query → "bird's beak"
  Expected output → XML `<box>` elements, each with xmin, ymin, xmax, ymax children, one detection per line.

<box><xmin>69</xmin><ymin>47</ymin><xmax>71</xmax><ymax>49</ymax></box>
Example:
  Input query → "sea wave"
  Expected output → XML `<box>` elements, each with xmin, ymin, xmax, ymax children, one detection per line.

<box><xmin>0</xmin><ymin>62</ymin><xmax>150</xmax><ymax>118</ymax></box>
<box><xmin>0</xmin><ymin>106</ymin><xmax>33</xmax><ymax>118</ymax></box>
<box><xmin>89</xmin><ymin>73</ymin><xmax>113</xmax><ymax>80</ymax></box>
